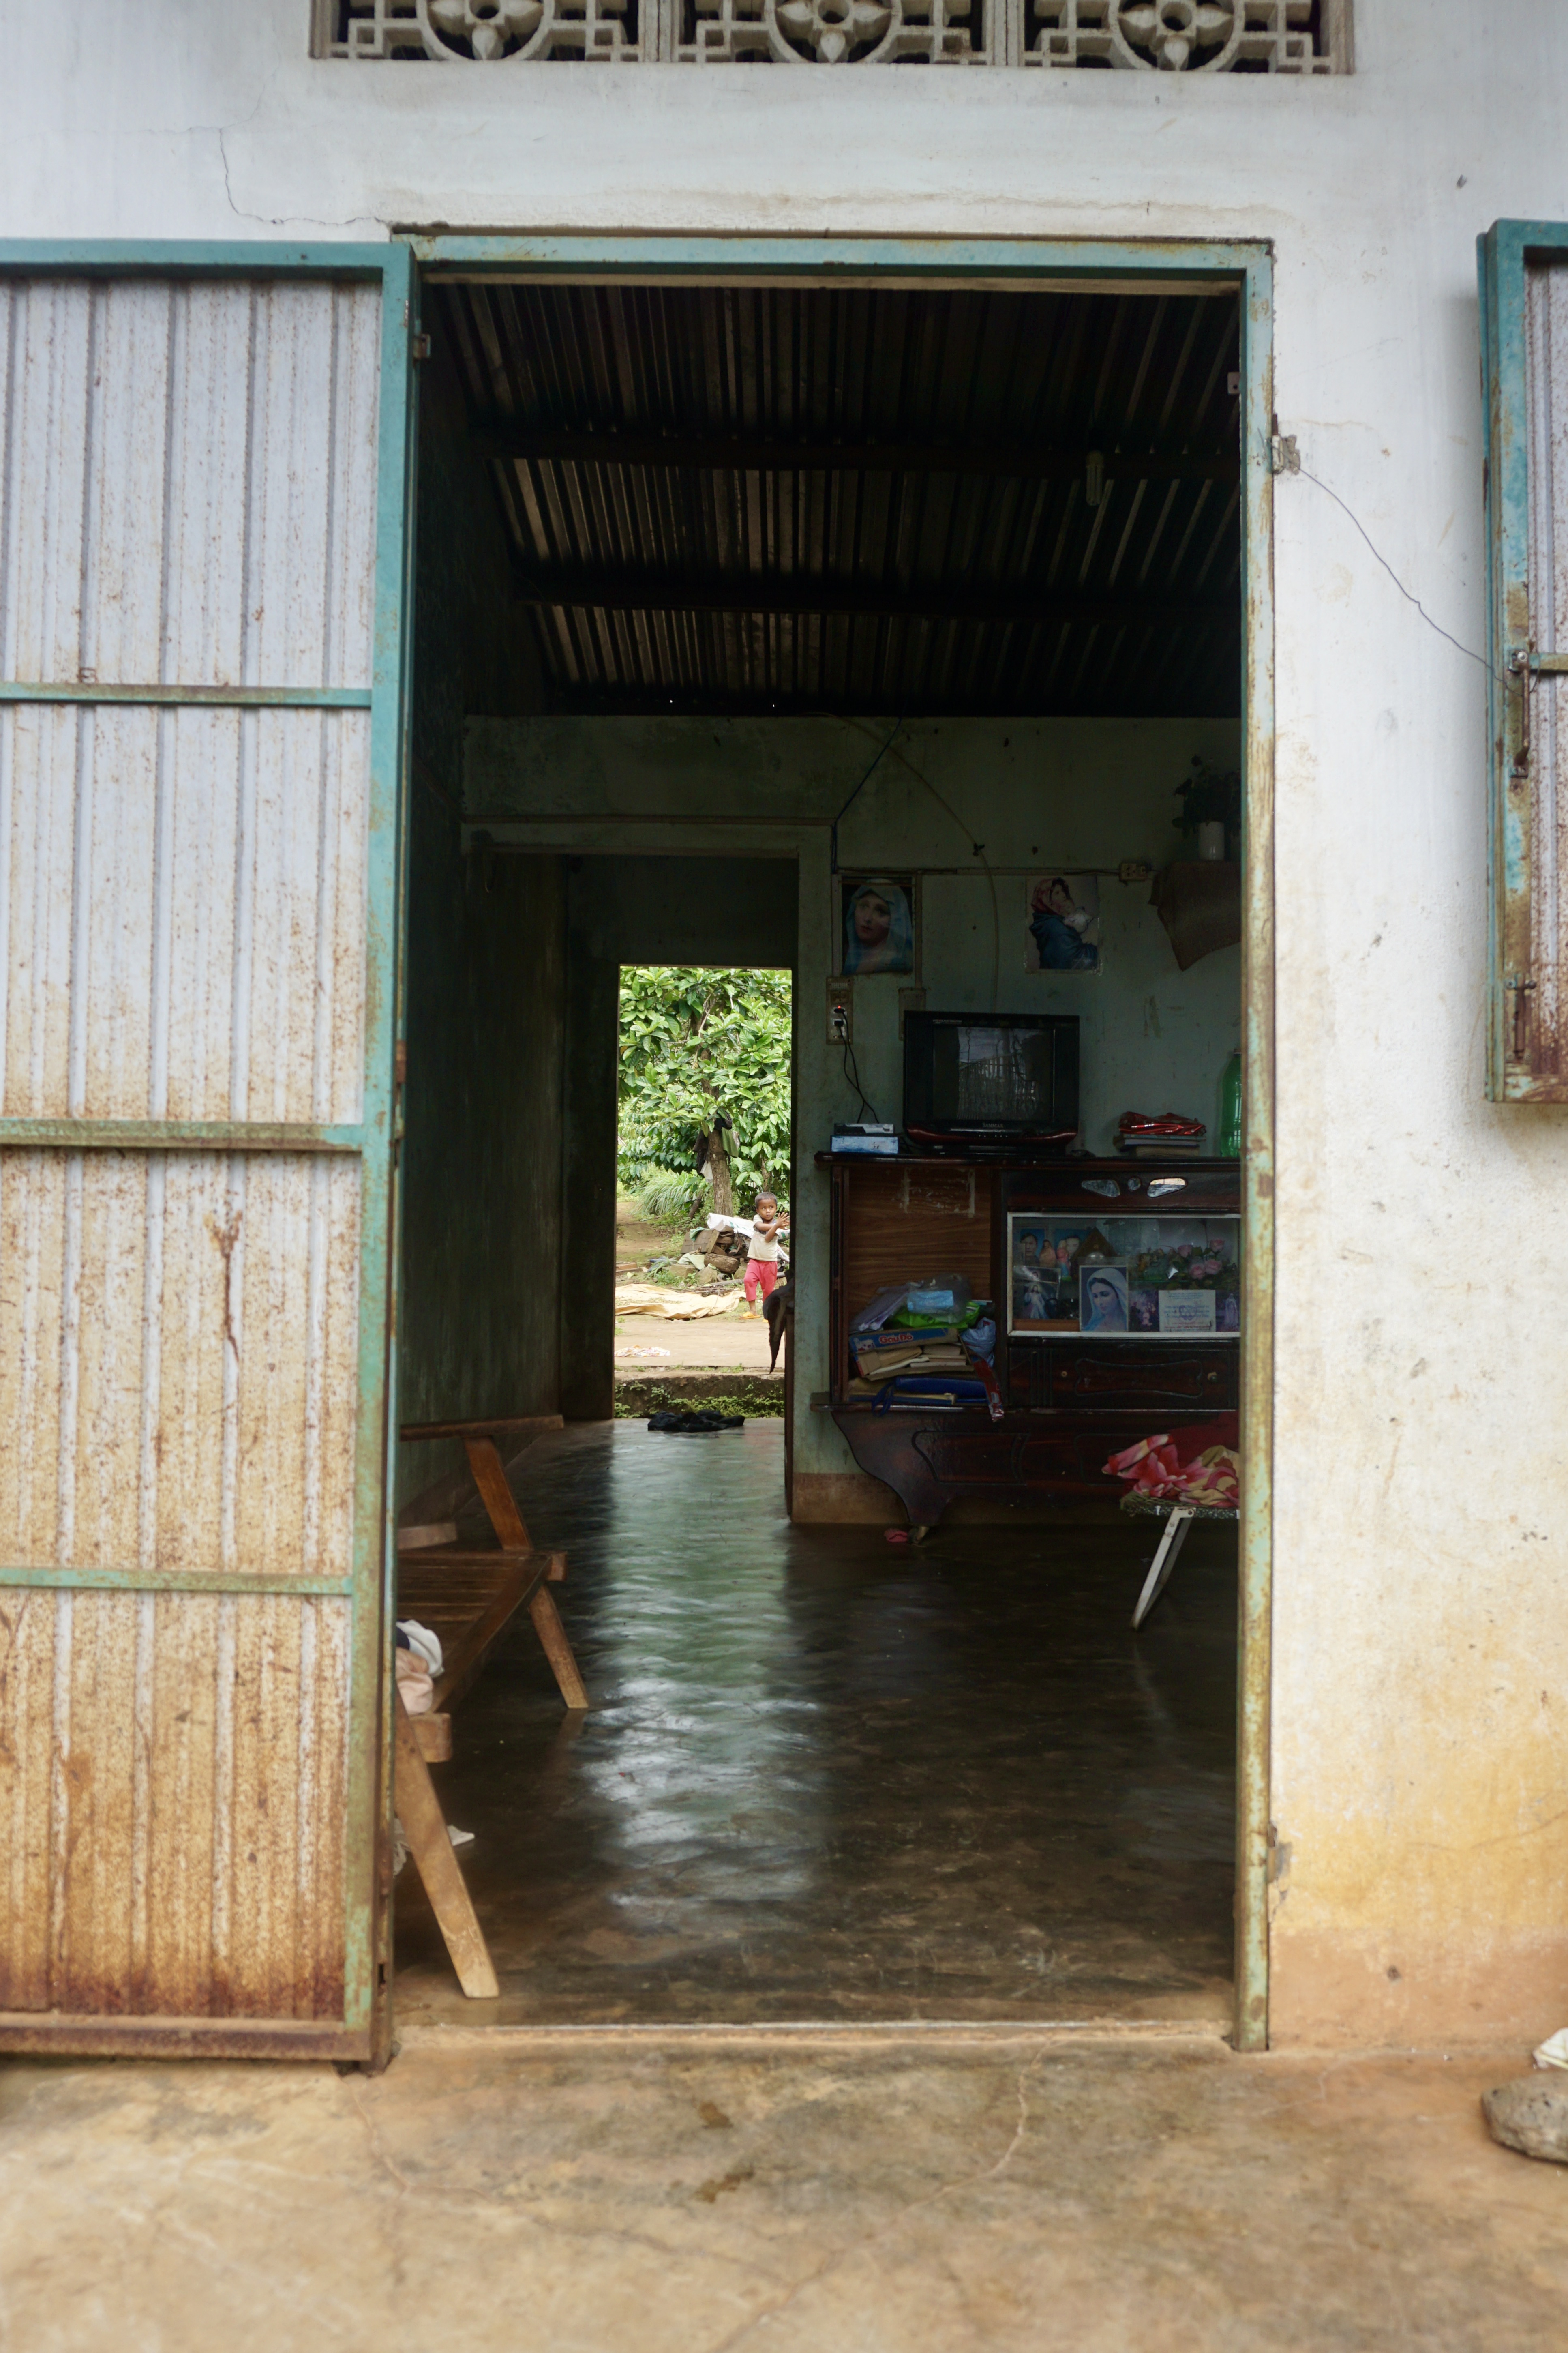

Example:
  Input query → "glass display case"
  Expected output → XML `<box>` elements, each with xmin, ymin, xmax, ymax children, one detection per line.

<box><xmin>1007</xmin><ymin>1213</ymin><xmax>1241</xmax><ymax>1340</ymax></box>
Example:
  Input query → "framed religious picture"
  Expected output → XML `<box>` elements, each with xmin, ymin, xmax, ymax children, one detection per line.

<box><xmin>1079</xmin><ymin>1263</ymin><xmax>1130</xmax><ymax>1334</ymax></box>
<box><xmin>839</xmin><ymin>875</ymin><xmax>916</xmax><ymax>978</ymax></box>
<box><xmin>1008</xmin><ymin>1213</ymin><xmax>1241</xmax><ymax>1338</ymax></box>
<box><xmin>1025</xmin><ymin>873</ymin><xmax>1101</xmax><ymax>973</ymax></box>
<box><xmin>1009</xmin><ymin>1218</ymin><xmax>1100</xmax><ymax>1334</ymax></box>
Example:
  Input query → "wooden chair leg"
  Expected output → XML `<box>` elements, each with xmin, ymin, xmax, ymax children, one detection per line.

<box><xmin>392</xmin><ymin>1692</ymin><xmax>499</xmax><ymax>1999</ymax></box>
<box><xmin>1132</xmin><ymin>1505</ymin><xmax>1195</xmax><ymax>1630</ymax></box>
<box><xmin>528</xmin><ymin>1583</ymin><xmax>589</xmax><ymax>1710</ymax></box>
<box><xmin>464</xmin><ymin>1435</ymin><xmax>531</xmax><ymax>1551</ymax></box>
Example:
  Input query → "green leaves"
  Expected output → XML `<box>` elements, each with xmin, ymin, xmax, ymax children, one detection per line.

<box><xmin>618</xmin><ymin>965</ymin><xmax>793</xmax><ymax>1210</ymax></box>
<box><xmin>1174</xmin><ymin>755</ymin><xmax>1242</xmax><ymax>837</ymax></box>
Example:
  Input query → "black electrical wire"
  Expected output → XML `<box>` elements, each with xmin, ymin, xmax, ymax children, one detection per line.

<box><xmin>1297</xmin><ymin>463</ymin><xmax>1509</xmax><ymax>689</ymax></box>
<box><xmin>838</xmin><ymin>721</ymin><xmax>1002</xmax><ymax>1010</ymax></box>
<box><xmin>841</xmin><ymin>1036</ymin><xmax>879</xmax><ymax>1124</ymax></box>
<box><xmin>830</xmin><ymin>718</ymin><xmax>904</xmax><ymax>876</ymax></box>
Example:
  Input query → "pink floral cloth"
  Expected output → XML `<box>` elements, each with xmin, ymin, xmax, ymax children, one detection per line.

<box><xmin>1103</xmin><ymin>1415</ymin><xmax>1240</xmax><ymax>1508</ymax></box>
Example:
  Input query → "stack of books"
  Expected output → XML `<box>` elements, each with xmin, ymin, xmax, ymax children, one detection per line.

<box><xmin>848</xmin><ymin>1328</ymin><xmax>972</xmax><ymax>1396</ymax></box>
<box><xmin>1116</xmin><ymin>1111</ymin><xmax>1206</xmax><ymax>1158</ymax></box>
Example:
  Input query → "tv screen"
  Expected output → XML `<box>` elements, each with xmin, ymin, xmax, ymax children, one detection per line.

<box><xmin>903</xmin><ymin>1012</ymin><xmax>1079</xmax><ymax>1140</ymax></box>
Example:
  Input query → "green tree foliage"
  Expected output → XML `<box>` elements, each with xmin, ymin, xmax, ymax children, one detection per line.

<box><xmin>618</xmin><ymin>966</ymin><xmax>793</xmax><ymax>1214</ymax></box>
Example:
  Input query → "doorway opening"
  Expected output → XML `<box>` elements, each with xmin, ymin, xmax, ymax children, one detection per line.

<box><xmin>613</xmin><ymin>961</ymin><xmax>795</xmax><ymax>1427</ymax></box>
<box><xmin>391</xmin><ymin>247</ymin><xmax>1266</xmax><ymax>2038</ymax></box>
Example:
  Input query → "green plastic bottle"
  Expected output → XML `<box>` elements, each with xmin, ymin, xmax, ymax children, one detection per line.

<box><xmin>1219</xmin><ymin>1048</ymin><xmax>1243</xmax><ymax>1160</ymax></box>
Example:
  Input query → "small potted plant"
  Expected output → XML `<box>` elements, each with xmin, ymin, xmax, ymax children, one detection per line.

<box><xmin>1174</xmin><ymin>757</ymin><xmax>1242</xmax><ymax>862</ymax></box>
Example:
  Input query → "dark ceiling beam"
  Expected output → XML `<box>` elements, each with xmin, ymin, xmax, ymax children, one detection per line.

<box><xmin>539</xmin><ymin>685</ymin><xmax>1244</xmax><ymax>721</ymax></box>
<box><xmin>511</xmin><ymin>569</ymin><xmax>1231</xmax><ymax>630</ymax></box>
<box><xmin>472</xmin><ymin>422</ymin><xmax>1238</xmax><ymax>485</ymax></box>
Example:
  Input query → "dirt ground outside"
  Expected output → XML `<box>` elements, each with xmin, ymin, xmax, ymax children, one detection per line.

<box><xmin>3</xmin><ymin>2034</ymin><xmax>1564</xmax><ymax>2351</ymax></box>
<box><xmin>614</xmin><ymin>1201</ymin><xmax>782</xmax><ymax>1377</ymax></box>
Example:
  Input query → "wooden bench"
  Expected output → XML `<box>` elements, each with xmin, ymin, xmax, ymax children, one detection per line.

<box><xmin>393</xmin><ymin>1416</ymin><xmax>589</xmax><ymax>1999</ymax></box>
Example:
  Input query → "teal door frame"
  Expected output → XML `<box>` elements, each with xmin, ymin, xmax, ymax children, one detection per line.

<box><xmin>0</xmin><ymin>240</ymin><xmax>415</xmax><ymax>2061</ymax></box>
<box><xmin>411</xmin><ymin>232</ymin><xmax>1278</xmax><ymax>2051</ymax></box>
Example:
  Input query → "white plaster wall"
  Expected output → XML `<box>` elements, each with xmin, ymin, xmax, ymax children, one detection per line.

<box><xmin>10</xmin><ymin>0</ymin><xmax>1568</xmax><ymax>2047</ymax></box>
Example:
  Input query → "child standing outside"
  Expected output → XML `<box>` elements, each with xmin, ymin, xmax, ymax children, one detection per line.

<box><xmin>743</xmin><ymin>1191</ymin><xmax>786</xmax><ymax>1316</ymax></box>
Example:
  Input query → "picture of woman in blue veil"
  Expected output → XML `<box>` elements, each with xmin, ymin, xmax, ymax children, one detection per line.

<box><xmin>842</xmin><ymin>879</ymin><xmax>915</xmax><ymax>976</ymax></box>
<box><xmin>1028</xmin><ymin>876</ymin><xmax>1099</xmax><ymax>972</ymax></box>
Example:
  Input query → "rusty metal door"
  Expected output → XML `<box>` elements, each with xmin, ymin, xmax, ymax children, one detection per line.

<box><xmin>0</xmin><ymin>248</ymin><xmax>414</xmax><ymax>2058</ymax></box>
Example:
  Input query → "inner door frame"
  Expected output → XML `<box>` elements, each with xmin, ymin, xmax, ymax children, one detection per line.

<box><xmin>410</xmin><ymin>232</ymin><xmax>1277</xmax><ymax>2051</ymax></box>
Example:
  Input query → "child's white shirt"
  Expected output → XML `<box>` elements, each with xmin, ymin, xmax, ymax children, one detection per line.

<box><xmin>749</xmin><ymin>1218</ymin><xmax>780</xmax><ymax>1263</ymax></box>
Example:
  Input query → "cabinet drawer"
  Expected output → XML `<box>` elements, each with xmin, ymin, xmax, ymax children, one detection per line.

<box><xmin>1011</xmin><ymin>1343</ymin><xmax>1236</xmax><ymax>1412</ymax></box>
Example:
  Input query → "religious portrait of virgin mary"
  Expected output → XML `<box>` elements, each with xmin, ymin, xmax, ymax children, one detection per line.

<box><xmin>840</xmin><ymin>877</ymin><xmax>915</xmax><ymax>977</ymax></box>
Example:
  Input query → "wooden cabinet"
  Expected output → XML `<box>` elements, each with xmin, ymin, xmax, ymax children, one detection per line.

<box><xmin>821</xmin><ymin>1150</ymin><xmax>1240</xmax><ymax>1528</ymax></box>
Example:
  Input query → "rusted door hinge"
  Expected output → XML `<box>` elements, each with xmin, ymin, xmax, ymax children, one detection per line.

<box><xmin>1270</xmin><ymin>434</ymin><xmax>1300</xmax><ymax>476</ymax></box>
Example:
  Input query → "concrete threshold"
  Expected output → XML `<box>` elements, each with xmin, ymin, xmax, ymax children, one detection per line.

<box><xmin>401</xmin><ymin>2014</ymin><xmax>1233</xmax><ymax>2054</ymax></box>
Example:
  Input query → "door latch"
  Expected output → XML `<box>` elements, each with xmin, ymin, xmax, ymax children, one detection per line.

<box><xmin>1508</xmin><ymin>644</ymin><xmax>1534</xmax><ymax>779</ymax></box>
<box><xmin>1510</xmin><ymin>974</ymin><xmax>1537</xmax><ymax>1060</ymax></box>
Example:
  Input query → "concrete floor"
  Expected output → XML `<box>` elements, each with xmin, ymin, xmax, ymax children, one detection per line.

<box><xmin>3</xmin><ymin>2032</ymin><xmax>1565</xmax><ymax>2351</ymax></box>
<box><xmin>11</xmin><ymin>1430</ymin><xmax>1562</xmax><ymax>2346</ymax></box>
<box><xmin>395</xmin><ymin>1422</ymin><xmax>1236</xmax><ymax>2027</ymax></box>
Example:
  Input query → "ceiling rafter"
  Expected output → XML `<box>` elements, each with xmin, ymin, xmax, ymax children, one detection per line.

<box><xmin>509</xmin><ymin>567</ymin><xmax>1231</xmax><ymax>632</ymax></box>
<box><xmin>473</xmin><ymin>424</ymin><xmax>1239</xmax><ymax>485</ymax></box>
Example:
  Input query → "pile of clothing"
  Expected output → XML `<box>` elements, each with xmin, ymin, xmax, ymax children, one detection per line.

<box><xmin>394</xmin><ymin>1618</ymin><xmax>443</xmax><ymax>1715</ymax></box>
<box><xmin>647</xmin><ymin>1407</ymin><xmax>745</xmax><ymax>1435</ymax></box>
<box><xmin>1104</xmin><ymin>1420</ymin><xmax>1240</xmax><ymax>1508</ymax></box>
<box><xmin>391</xmin><ymin>1619</ymin><xmax>475</xmax><ymax>1877</ymax></box>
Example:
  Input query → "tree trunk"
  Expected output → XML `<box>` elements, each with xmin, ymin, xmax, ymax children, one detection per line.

<box><xmin>692</xmin><ymin>1003</ymin><xmax>734</xmax><ymax>1216</ymax></box>
<box><xmin>707</xmin><ymin>1120</ymin><xmax>733</xmax><ymax>1216</ymax></box>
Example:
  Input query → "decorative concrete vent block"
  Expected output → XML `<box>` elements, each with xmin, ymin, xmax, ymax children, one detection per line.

<box><xmin>319</xmin><ymin>0</ymin><xmax>640</xmax><ymax>60</ymax></box>
<box><xmin>315</xmin><ymin>0</ymin><xmax>1350</xmax><ymax>65</ymax></box>
<box><xmin>1028</xmin><ymin>0</ymin><xmax>1345</xmax><ymax>71</ymax></box>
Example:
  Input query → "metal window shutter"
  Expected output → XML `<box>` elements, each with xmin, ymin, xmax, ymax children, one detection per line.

<box><xmin>1480</xmin><ymin>221</ymin><xmax>1568</xmax><ymax>1100</ymax></box>
<box><xmin>0</xmin><ymin>246</ymin><xmax>414</xmax><ymax>2059</ymax></box>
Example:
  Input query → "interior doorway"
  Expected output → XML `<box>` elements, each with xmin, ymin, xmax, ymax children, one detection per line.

<box><xmin>392</xmin><ymin>240</ymin><xmax>1272</xmax><ymax>2042</ymax></box>
<box><xmin>613</xmin><ymin>959</ymin><xmax>795</xmax><ymax>1429</ymax></box>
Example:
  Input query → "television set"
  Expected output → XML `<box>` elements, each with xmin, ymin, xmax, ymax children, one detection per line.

<box><xmin>902</xmin><ymin>1012</ymin><xmax>1079</xmax><ymax>1153</ymax></box>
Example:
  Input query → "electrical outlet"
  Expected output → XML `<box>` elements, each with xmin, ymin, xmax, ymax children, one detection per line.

<box><xmin>827</xmin><ymin>980</ymin><xmax>853</xmax><ymax>1043</ymax></box>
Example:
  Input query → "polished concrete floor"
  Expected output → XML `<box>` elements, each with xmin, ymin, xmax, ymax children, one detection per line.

<box><xmin>395</xmin><ymin>1422</ymin><xmax>1237</xmax><ymax>2026</ymax></box>
<box><xmin>4</xmin><ymin>2036</ymin><xmax>1564</xmax><ymax>2352</ymax></box>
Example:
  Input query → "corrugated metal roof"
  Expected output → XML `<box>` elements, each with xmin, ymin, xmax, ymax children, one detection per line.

<box><xmin>433</xmin><ymin>279</ymin><xmax>1240</xmax><ymax>716</ymax></box>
